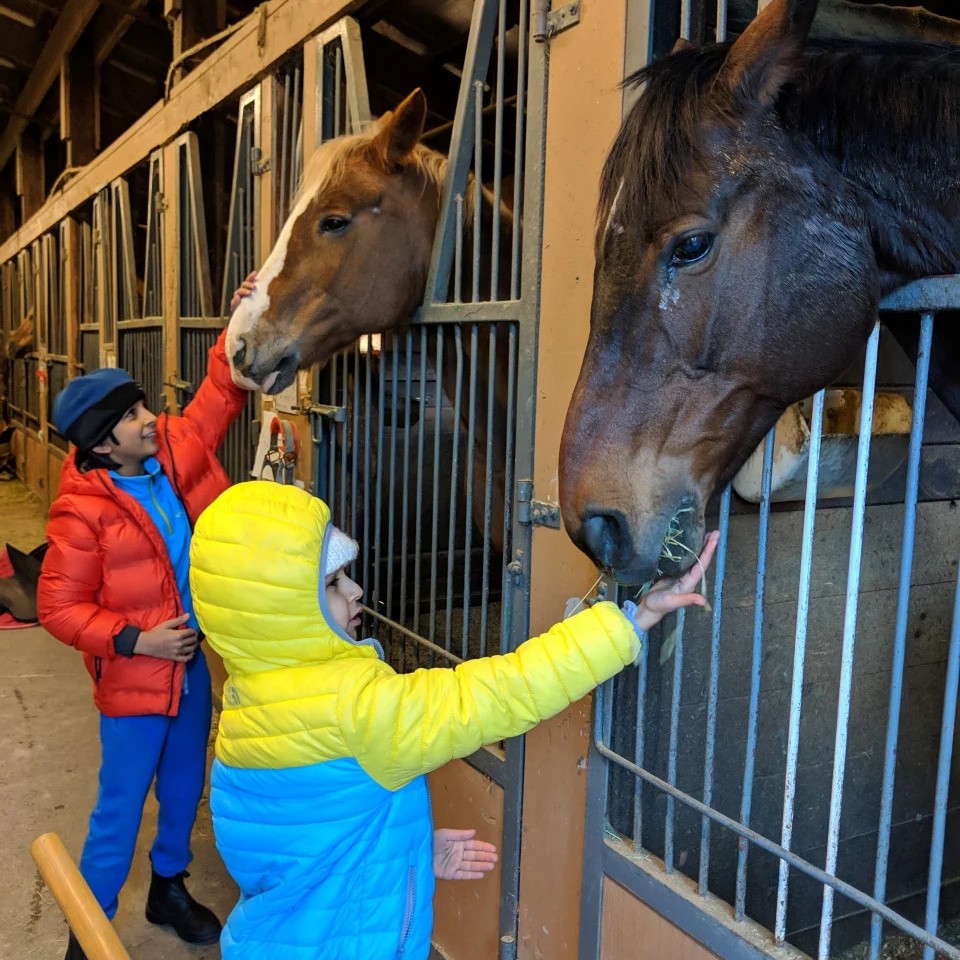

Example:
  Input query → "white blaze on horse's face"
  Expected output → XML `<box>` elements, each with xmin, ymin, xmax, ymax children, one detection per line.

<box><xmin>225</xmin><ymin>133</ymin><xmax>371</xmax><ymax>390</ymax></box>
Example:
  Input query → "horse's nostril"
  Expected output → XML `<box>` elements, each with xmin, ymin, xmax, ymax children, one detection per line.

<box><xmin>232</xmin><ymin>338</ymin><xmax>247</xmax><ymax>370</ymax></box>
<box><xmin>582</xmin><ymin>511</ymin><xmax>631</xmax><ymax>571</ymax></box>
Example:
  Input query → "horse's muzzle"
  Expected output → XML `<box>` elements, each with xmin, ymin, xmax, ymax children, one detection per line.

<box><xmin>231</xmin><ymin>338</ymin><xmax>301</xmax><ymax>395</ymax></box>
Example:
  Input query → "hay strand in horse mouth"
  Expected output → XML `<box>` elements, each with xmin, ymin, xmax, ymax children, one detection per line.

<box><xmin>636</xmin><ymin>506</ymin><xmax>712</xmax><ymax>665</ymax></box>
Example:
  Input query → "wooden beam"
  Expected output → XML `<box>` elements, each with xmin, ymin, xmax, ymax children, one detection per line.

<box><xmin>0</xmin><ymin>0</ymin><xmax>101</xmax><ymax>174</ymax></box>
<box><xmin>0</xmin><ymin>0</ymin><xmax>364</xmax><ymax>261</ymax></box>
<box><xmin>60</xmin><ymin>36</ymin><xmax>98</xmax><ymax>167</ymax></box>
<box><xmin>93</xmin><ymin>0</ymin><xmax>151</xmax><ymax>67</ymax></box>
<box><xmin>15</xmin><ymin>125</ymin><xmax>44</xmax><ymax>220</ymax></box>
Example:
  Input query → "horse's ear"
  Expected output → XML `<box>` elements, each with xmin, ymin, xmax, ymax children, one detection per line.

<box><xmin>670</xmin><ymin>37</ymin><xmax>696</xmax><ymax>54</ymax></box>
<box><xmin>372</xmin><ymin>89</ymin><xmax>427</xmax><ymax>167</ymax></box>
<box><xmin>717</xmin><ymin>0</ymin><xmax>818</xmax><ymax>111</ymax></box>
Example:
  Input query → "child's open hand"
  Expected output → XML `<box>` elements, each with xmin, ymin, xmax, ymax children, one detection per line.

<box><xmin>629</xmin><ymin>530</ymin><xmax>720</xmax><ymax>634</ymax></box>
<box><xmin>433</xmin><ymin>828</ymin><xmax>498</xmax><ymax>881</ymax></box>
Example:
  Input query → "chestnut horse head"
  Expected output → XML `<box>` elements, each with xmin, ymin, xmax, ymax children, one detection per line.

<box><xmin>560</xmin><ymin>0</ymin><xmax>960</xmax><ymax>584</ymax></box>
<box><xmin>227</xmin><ymin>89</ymin><xmax>444</xmax><ymax>393</ymax></box>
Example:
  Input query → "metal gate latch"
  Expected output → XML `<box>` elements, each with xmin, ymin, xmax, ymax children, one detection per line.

<box><xmin>517</xmin><ymin>479</ymin><xmax>561</xmax><ymax>529</ymax></box>
<box><xmin>305</xmin><ymin>402</ymin><xmax>347</xmax><ymax>424</ymax></box>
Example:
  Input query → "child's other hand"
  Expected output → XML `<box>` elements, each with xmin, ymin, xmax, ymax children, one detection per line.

<box><xmin>230</xmin><ymin>271</ymin><xmax>258</xmax><ymax>312</ymax></box>
<box><xmin>433</xmin><ymin>828</ymin><xmax>498</xmax><ymax>881</ymax></box>
<box><xmin>629</xmin><ymin>530</ymin><xmax>720</xmax><ymax>634</ymax></box>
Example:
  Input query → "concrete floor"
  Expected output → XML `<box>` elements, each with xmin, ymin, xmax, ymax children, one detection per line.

<box><xmin>1</xmin><ymin>479</ymin><xmax>239</xmax><ymax>960</ymax></box>
<box><xmin>1</xmin><ymin>479</ymin><xmax>444</xmax><ymax>960</ymax></box>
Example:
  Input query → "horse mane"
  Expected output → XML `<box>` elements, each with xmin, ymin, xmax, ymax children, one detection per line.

<box><xmin>599</xmin><ymin>38</ymin><xmax>960</xmax><ymax>238</ymax></box>
<box><xmin>291</xmin><ymin>126</ymin><xmax>476</xmax><ymax>220</ymax></box>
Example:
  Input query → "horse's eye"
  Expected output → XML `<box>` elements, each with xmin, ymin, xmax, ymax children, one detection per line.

<box><xmin>320</xmin><ymin>216</ymin><xmax>351</xmax><ymax>235</ymax></box>
<box><xmin>670</xmin><ymin>231</ymin><xmax>714</xmax><ymax>266</ymax></box>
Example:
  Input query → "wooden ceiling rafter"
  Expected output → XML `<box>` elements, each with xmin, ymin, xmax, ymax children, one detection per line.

<box><xmin>0</xmin><ymin>0</ymin><xmax>102</xmax><ymax>171</ymax></box>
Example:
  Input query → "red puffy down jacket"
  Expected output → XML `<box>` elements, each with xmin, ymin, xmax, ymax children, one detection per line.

<box><xmin>38</xmin><ymin>330</ymin><xmax>250</xmax><ymax>717</ymax></box>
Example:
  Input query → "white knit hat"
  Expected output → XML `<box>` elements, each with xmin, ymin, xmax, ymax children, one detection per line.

<box><xmin>324</xmin><ymin>526</ymin><xmax>359</xmax><ymax>577</ymax></box>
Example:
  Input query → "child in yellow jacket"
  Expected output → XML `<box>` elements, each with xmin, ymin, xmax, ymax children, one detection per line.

<box><xmin>190</xmin><ymin>480</ymin><xmax>717</xmax><ymax>959</ymax></box>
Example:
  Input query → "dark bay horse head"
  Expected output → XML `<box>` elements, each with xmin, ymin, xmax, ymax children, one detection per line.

<box><xmin>560</xmin><ymin>0</ymin><xmax>960</xmax><ymax>584</ymax></box>
<box><xmin>227</xmin><ymin>90</ymin><xmax>440</xmax><ymax>392</ymax></box>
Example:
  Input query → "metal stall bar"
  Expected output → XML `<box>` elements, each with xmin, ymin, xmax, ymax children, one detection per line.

<box><xmin>775</xmin><ymin>388</ymin><xmax>826</xmax><ymax>945</ymax></box>
<box><xmin>867</xmin><ymin>315</ymin><xmax>933</xmax><ymax>960</ymax></box>
<box><xmin>818</xmin><ymin>322</ymin><xmax>880</xmax><ymax>960</ymax></box>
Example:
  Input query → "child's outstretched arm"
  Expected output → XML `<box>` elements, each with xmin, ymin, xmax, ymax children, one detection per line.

<box><xmin>336</xmin><ymin>533</ymin><xmax>717</xmax><ymax>791</ymax></box>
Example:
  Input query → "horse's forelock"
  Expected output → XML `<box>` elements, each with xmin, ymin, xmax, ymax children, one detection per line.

<box><xmin>598</xmin><ymin>45</ymin><xmax>730</xmax><ymax>240</ymax></box>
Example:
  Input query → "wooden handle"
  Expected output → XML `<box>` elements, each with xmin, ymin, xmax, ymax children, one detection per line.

<box><xmin>31</xmin><ymin>833</ymin><xmax>132</xmax><ymax>960</ymax></box>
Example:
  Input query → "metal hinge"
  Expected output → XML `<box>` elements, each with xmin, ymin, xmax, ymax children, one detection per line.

<box><xmin>516</xmin><ymin>479</ymin><xmax>561</xmax><ymax>529</ymax></box>
<box><xmin>533</xmin><ymin>0</ymin><xmax>581</xmax><ymax>42</ymax></box>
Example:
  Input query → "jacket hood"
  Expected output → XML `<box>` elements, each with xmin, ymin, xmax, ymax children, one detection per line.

<box><xmin>190</xmin><ymin>481</ymin><xmax>374</xmax><ymax>678</ymax></box>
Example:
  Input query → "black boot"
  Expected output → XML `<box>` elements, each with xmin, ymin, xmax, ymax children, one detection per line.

<box><xmin>63</xmin><ymin>931</ymin><xmax>87</xmax><ymax>960</ymax></box>
<box><xmin>145</xmin><ymin>869</ymin><xmax>222</xmax><ymax>945</ymax></box>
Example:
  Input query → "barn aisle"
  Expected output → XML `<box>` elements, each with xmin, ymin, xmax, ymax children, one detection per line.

<box><xmin>0</xmin><ymin>480</ymin><xmax>237</xmax><ymax>960</ymax></box>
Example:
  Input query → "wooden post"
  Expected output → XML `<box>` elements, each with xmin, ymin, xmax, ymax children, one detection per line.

<box><xmin>517</xmin><ymin>0</ymin><xmax>629</xmax><ymax>957</ymax></box>
<box><xmin>31</xmin><ymin>833</ymin><xmax>132</xmax><ymax>960</ymax></box>
<box><xmin>161</xmin><ymin>141</ymin><xmax>180</xmax><ymax>414</ymax></box>
<box><xmin>60</xmin><ymin>37</ymin><xmax>99</xmax><ymax>168</ymax></box>
<box><xmin>15</xmin><ymin>127</ymin><xmax>45</xmax><ymax>222</ymax></box>
<box><xmin>62</xmin><ymin>218</ymin><xmax>81</xmax><ymax>382</ymax></box>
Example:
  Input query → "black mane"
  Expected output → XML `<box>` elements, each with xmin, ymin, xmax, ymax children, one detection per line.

<box><xmin>599</xmin><ymin>38</ymin><xmax>960</xmax><ymax>236</ymax></box>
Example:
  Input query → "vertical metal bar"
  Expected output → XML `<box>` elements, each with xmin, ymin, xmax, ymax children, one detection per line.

<box><xmin>478</xmin><ymin>326</ymin><xmax>497</xmax><ymax>650</ymax></box>
<box><xmin>373</xmin><ymin>341</ymin><xmax>386</xmax><ymax>611</ymax></box>
<box><xmin>399</xmin><ymin>332</ymin><xmax>413</xmax><ymax>625</ymax></box>
<box><xmin>818</xmin><ymin>321</ymin><xmax>881</xmax><ymax>960</ymax></box>
<box><xmin>680</xmin><ymin>0</ymin><xmax>692</xmax><ymax>39</ymax></box>
<box><xmin>498</xmin><ymin>323</ymin><xmax>517</xmax><ymax>656</ymax></box>
<box><xmin>632</xmin><ymin>616</ymin><xmax>651</xmax><ymax>849</ymax></box>
<box><xmin>735</xmin><ymin>428</ymin><xmax>776</xmax><ymax>921</ymax></box>
<box><xmin>776</xmin><ymin>388</ymin><xmax>826</xmax><ymax>944</ymax></box>
<box><xmin>350</xmin><ymin>341</ymin><xmax>360</xmax><ymax>570</ymax></box>
<box><xmin>921</xmin><ymin>556</ymin><xmax>960</xmax><ymax>960</ymax></box>
<box><xmin>664</xmin><ymin>607</ymin><xmax>687</xmax><ymax>873</ymax></box>
<box><xmin>363</xmin><ymin>335</ymin><xmax>373</xmax><ymax>607</ymax></box>
<box><xmin>423</xmin><ymin>0</ymin><xmax>499</xmax><ymax>305</ymax></box>
<box><xmin>462</xmin><ymin>324</ymin><xmax>479</xmax><ymax>659</ymax></box>
<box><xmin>472</xmin><ymin>80</ymin><xmax>483</xmax><ymax>304</ymax></box>
<box><xmin>510</xmin><ymin>0</ymin><xmax>527</xmax><ymax>301</ymax></box>
<box><xmin>412</xmin><ymin>327</ymin><xmax>428</xmax><ymax>636</ymax></box>
<box><xmin>490</xmin><ymin>0</ymin><xmax>505</xmax><ymax>300</ymax></box>
<box><xmin>698</xmin><ymin>485</ymin><xmax>732</xmax><ymax>896</ymax></box>
<box><xmin>385</xmin><ymin>337</ymin><xmax>400</xmax><ymax>623</ymax></box>
<box><xmin>455</xmin><ymin>195</ymin><xmax>464</xmax><ymax>304</ymax></box>
<box><xmin>428</xmin><ymin>328</ymin><xmax>445</xmax><ymax>643</ymax></box>
<box><xmin>445</xmin><ymin>329</ymin><xmax>464</xmax><ymax>650</ymax></box>
<box><xmin>339</xmin><ymin>349</ymin><xmax>349</xmax><ymax>531</ymax></box>
<box><xmin>328</xmin><ymin>348</ymin><xmax>338</xmax><ymax>510</ymax></box>
<box><xmin>869</xmin><ymin>315</ymin><xmax>933</xmax><ymax>959</ymax></box>
<box><xmin>717</xmin><ymin>0</ymin><xmax>728</xmax><ymax>41</ymax></box>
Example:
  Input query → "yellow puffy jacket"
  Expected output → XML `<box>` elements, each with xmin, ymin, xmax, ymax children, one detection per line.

<box><xmin>190</xmin><ymin>480</ymin><xmax>640</xmax><ymax>791</ymax></box>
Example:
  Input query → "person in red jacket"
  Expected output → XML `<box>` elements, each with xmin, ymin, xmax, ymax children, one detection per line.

<box><xmin>39</xmin><ymin>314</ymin><xmax>254</xmax><ymax>960</ymax></box>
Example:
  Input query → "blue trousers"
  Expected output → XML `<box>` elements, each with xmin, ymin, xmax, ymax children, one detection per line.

<box><xmin>79</xmin><ymin>652</ymin><xmax>212</xmax><ymax>919</ymax></box>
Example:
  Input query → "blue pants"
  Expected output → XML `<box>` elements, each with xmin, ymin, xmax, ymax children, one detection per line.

<box><xmin>79</xmin><ymin>652</ymin><xmax>212</xmax><ymax>919</ymax></box>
